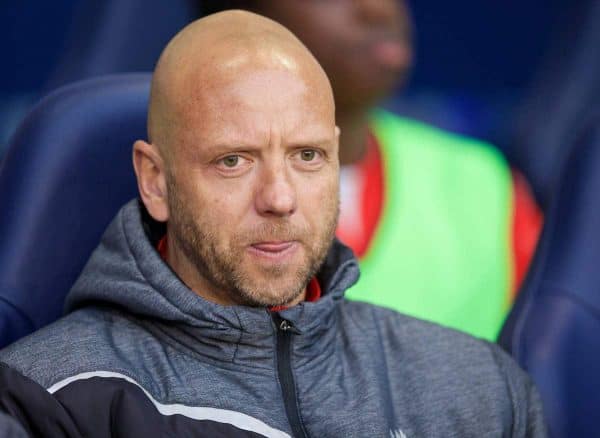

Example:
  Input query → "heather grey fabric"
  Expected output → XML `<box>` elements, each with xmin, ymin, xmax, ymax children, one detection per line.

<box><xmin>0</xmin><ymin>200</ymin><xmax>546</xmax><ymax>437</ymax></box>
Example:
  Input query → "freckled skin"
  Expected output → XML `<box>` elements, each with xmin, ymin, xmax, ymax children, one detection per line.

<box><xmin>133</xmin><ymin>11</ymin><xmax>340</xmax><ymax>307</ymax></box>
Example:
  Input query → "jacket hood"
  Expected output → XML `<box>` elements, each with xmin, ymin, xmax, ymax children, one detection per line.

<box><xmin>66</xmin><ymin>200</ymin><xmax>360</xmax><ymax>340</ymax></box>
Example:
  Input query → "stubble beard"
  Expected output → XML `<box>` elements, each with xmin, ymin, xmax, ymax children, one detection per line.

<box><xmin>168</xmin><ymin>188</ymin><xmax>339</xmax><ymax>307</ymax></box>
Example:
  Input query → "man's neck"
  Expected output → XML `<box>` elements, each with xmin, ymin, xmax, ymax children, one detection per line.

<box><xmin>337</xmin><ymin>108</ymin><xmax>371</xmax><ymax>165</ymax></box>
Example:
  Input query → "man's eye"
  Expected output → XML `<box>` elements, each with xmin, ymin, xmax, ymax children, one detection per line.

<box><xmin>221</xmin><ymin>155</ymin><xmax>240</xmax><ymax>167</ymax></box>
<box><xmin>300</xmin><ymin>150</ymin><xmax>317</xmax><ymax>161</ymax></box>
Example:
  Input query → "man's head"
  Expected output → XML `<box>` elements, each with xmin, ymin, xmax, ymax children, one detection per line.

<box><xmin>204</xmin><ymin>0</ymin><xmax>413</xmax><ymax>112</ymax></box>
<box><xmin>133</xmin><ymin>11</ymin><xmax>340</xmax><ymax>308</ymax></box>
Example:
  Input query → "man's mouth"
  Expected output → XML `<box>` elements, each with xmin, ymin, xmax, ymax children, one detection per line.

<box><xmin>248</xmin><ymin>241</ymin><xmax>299</xmax><ymax>262</ymax></box>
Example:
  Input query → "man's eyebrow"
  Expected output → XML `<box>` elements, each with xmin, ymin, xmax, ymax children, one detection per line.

<box><xmin>285</xmin><ymin>124</ymin><xmax>336</xmax><ymax>146</ymax></box>
<box><xmin>198</xmin><ymin>136</ymin><xmax>335</xmax><ymax>154</ymax></box>
<box><xmin>284</xmin><ymin>128</ymin><xmax>336</xmax><ymax>146</ymax></box>
<box><xmin>289</xmin><ymin>136</ymin><xmax>337</xmax><ymax>148</ymax></box>
<box><xmin>199</xmin><ymin>142</ymin><xmax>261</xmax><ymax>155</ymax></box>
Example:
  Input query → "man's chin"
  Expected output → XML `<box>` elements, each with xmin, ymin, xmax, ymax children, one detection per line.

<box><xmin>226</xmin><ymin>245</ymin><xmax>323</xmax><ymax>307</ymax></box>
<box><xmin>233</xmin><ymin>270</ymin><xmax>309</xmax><ymax>308</ymax></box>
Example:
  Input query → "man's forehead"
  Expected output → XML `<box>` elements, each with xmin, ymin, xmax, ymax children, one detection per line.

<box><xmin>178</xmin><ymin>104</ymin><xmax>336</xmax><ymax>153</ymax></box>
<box><xmin>197</xmin><ymin>67</ymin><xmax>309</xmax><ymax>107</ymax></box>
<box><xmin>177</xmin><ymin>60</ymin><xmax>332</xmax><ymax>122</ymax></box>
<box><xmin>148</xmin><ymin>10</ymin><xmax>334</xmax><ymax>150</ymax></box>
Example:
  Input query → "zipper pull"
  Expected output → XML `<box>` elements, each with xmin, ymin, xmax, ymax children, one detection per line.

<box><xmin>276</xmin><ymin>317</ymin><xmax>301</xmax><ymax>334</ymax></box>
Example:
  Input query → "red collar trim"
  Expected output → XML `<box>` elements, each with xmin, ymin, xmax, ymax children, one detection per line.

<box><xmin>305</xmin><ymin>276</ymin><xmax>322</xmax><ymax>302</ymax></box>
<box><xmin>156</xmin><ymin>235</ymin><xmax>322</xmax><ymax>309</ymax></box>
<box><xmin>268</xmin><ymin>277</ymin><xmax>322</xmax><ymax>312</ymax></box>
<box><xmin>157</xmin><ymin>235</ymin><xmax>168</xmax><ymax>260</ymax></box>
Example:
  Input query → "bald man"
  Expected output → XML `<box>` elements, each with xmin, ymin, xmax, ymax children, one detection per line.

<box><xmin>0</xmin><ymin>11</ymin><xmax>545</xmax><ymax>438</ymax></box>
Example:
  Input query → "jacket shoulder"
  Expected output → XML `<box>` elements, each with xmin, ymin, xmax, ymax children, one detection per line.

<box><xmin>0</xmin><ymin>308</ymin><xmax>149</xmax><ymax>389</ymax></box>
<box><xmin>340</xmin><ymin>300</ymin><xmax>546</xmax><ymax>435</ymax></box>
<box><xmin>340</xmin><ymin>300</ymin><xmax>500</xmax><ymax>366</ymax></box>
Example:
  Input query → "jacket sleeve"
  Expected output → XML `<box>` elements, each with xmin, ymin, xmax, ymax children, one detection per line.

<box><xmin>0</xmin><ymin>362</ymin><xmax>82</xmax><ymax>438</ymax></box>
<box><xmin>487</xmin><ymin>344</ymin><xmax>548</xmax><ymax>437</ymax></box>
<box><xmin>0</xmin><ymin>411</ymin><xmax>28</xmax><ymax>438</ymax></box>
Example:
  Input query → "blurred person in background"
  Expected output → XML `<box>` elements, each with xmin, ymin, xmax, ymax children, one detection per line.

<box><xmin>202</xmin><ymin>0</ymin><xmax>542</xmax><ymax>340</ymax></box>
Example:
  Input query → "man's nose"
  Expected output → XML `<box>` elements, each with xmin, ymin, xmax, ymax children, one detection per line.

<box><xmin>254</xmin><ymin>161</ymin><xmax>297</xmax><ymax>217</ymax></box>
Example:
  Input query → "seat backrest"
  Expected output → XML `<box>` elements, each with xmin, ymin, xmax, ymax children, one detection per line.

<box><xmin>0</xmin><ymin>74</ymin><xmax>150</xmax><ymax>348</ymax></box>
<box><xmin>499</xmin><ymin>112</ymin><xmax>600</xmax><ymax>437</ymax></box>
<box><xmin>46</xmin><ymin>0</ymin><xmax>198</xmax><ymax>89</ymax></box>
<box><xmin>509</xmin><ymin>0</ymin><xmax>600</xmax><ymax>207</ymax></box>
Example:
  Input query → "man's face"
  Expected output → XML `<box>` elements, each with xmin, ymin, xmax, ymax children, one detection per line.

<box><xmin>165</xmin><ymin>65</ymin><xmax>339</xmax><ymax>307</ymax></box>
<box><xmin>254</xmin><ymin>0</ymin><xmax>413</xmax><ymax>109</ymax></box>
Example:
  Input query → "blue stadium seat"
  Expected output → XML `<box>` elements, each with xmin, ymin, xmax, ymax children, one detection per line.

<box><xmin>509</xmin><ymin>0</ymin><xmax>600</xmax><ymax>208</ymax></box>
<box><xmin>47</xmin><ymin>0</ymin><xmax>197</xmax><ymax>89</ymax></box>
<box><xmin>499</xmin><ymin>112</ymin><xmax>600</xmax><ymax>437</ymax></box>
<box><xmin>0</xmin><ymin>74</ymin><xmax>150</xmax><ymax>348</ymax></box>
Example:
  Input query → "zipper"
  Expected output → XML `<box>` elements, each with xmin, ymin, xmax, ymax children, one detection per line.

<box><xmin>273</xmin><ymin>314</ymin><xmax>309</xmax><ymax>438</ymax></box>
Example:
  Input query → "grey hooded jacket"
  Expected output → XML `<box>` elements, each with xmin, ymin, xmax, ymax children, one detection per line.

<box><xmin>0</xmin><ymin>200</ymin><xmax>546</xmax><ymax>437</ymax></box>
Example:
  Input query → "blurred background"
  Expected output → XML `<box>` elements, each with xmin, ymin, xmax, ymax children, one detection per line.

<box><xmin>2</xmin><ymin>0</ymin><xmax>594</xmax><ymax>207</ymax></box>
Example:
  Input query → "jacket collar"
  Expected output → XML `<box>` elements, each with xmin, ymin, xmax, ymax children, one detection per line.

<box><xmin>67</xmin><ymin>200</ymin><xmax>360</xmax><ymax>367</ymax></box>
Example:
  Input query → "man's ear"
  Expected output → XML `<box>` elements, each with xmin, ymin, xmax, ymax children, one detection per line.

<box><xmin>132</xmin><ymin>140</ymin><xmax>169</xmax><ymax>222</ymax></box>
